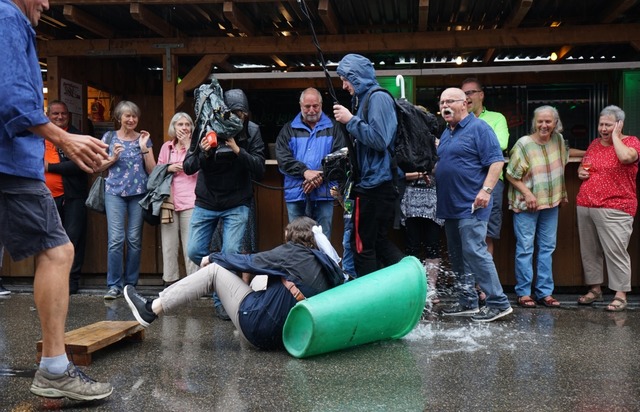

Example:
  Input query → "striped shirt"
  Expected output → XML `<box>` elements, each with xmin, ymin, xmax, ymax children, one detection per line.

<box><xmin>507</xmin><ymin>132</ymin><xmax>568</xmax><ymax>212</ymax></box>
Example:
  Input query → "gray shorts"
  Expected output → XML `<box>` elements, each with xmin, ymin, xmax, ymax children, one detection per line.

<box><xmin>0</xmin><ymin>174</ymin><xmax>69</xmax><ymax>261</ymax></box>
<box><xmin>486</xmin><ymin>179</ymin><xmax>504</xmax><ymax>240</ymax></box>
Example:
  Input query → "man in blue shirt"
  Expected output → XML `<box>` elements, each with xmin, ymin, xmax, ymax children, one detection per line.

<box><xmin>0</xmin><ymin>0</ymin><xmax>112</xmax><ymax>400</ymax></box>
<box><xmin>435</xmin><ymin>88</ymin><xmax>512</xmax><ymax>323</ymax></box>
<box><xmin>276</xmin><ymin>88</ymin><xmax>346</xmax><ymax>238</ymax></box>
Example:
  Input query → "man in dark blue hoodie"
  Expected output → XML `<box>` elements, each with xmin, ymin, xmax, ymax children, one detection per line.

<box><xmin>333</xmin><ymin>54</ymin><xmax>404</xmax><ymax>276</ymax></box>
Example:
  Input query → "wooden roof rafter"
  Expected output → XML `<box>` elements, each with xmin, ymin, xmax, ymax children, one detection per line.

<box><xmin>62</xmin><ymin>5</ymin><xmax>115</xmax><ymax>38</ymax></box>
<box><xmin>418</xmin><ymin>0</ymin><xmax>429</xmax><ymax>32</ymax></box>
<box><xmin>483</xmin><ymin>0</ymin><xmax>533</xmax><ymax>64</ymax></box>
<box><xmin>223</xmin><ymin>1</ymin><xmax>257</xmax><ymax>36</ymax></box>
<box><xmin>130</xmin><ymin>3</ymin><xmax>183</xmax><ymax>38</ymax></box>
<box><xmin>318</xmin><ymin>0</ymin><xmax>339</xmax><ymax>35</ymax></box>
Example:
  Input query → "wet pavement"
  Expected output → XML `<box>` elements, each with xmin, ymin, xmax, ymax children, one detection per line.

<box><xmin>1</xmin><ymin>290</ymin><xmax>639</xmax><ymax>411</ymax></box>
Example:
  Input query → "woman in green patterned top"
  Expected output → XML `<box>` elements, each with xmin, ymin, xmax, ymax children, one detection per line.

<box><xmin>506</xmin><ymin>105</ymin><xmax>569</xmax><ymax>309</ymax></box>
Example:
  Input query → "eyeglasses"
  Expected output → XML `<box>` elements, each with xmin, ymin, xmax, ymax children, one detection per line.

<box><xmin>464</xmin><ymin>89</ymin><xmax>482</xmax><ymax>96</ymax></box>
<box><xmin>439</xmin><ymin>99</ymin><xmax>465</xmax><ymax>106</ymax></box>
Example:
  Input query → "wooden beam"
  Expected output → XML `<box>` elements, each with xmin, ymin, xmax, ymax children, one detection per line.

<box><xmin>163</xmin><ymin>51</ymin><xmax>177</xmax><ymax>141</ymax></box>
<box><xmin>46</xmin><ymin>56</ymin><xmax>60</xmax><ymax>102</ymax></box>
<box><xmin>483</xmin><ymin>48</ymin><xmax>496</xmax><ymax>65</ymax></box>
<box><xmin>63</xmin><ymin>5</ymin><xmax>115</xmax><ymax>38</ymax></box>
<box><xmin>504</xmin><ymin>0</ymin><xmax>533</xmax><ymax>28</ymax></box>
<box><xmin>418</xmin><ymin>0</ymin><xmax>429</xmax><ymax>32</ymax></box>
<box><xmin>130</xmin><ymin>3</ymin><xmax>180</xmax><ymax>38</ymax></box>
<box><xmin>175</xmin><ymin>54</ymin><xmax>230</xmax><ymax>110</ymax></box>
<box><xmin>52</xmin><ymin>0</ymin><xmax>283</xmax><ymax>4</ymax></box>
<box><xmin>37</xmin><ymin>24</ymin><xmax>640</xmax><ymax>57</ymax></box>
<box><xmin>318</xmin><ymin>0</ymin><xmax>339</xmax><ymax>35</ymax></box>
<box><xmin>602</xmin><ymin>0</ymin><xmax>637</xmax><ymax>24</ymax></box>
<box><xmin>223</xmin><ymin>1</ymin><xmax>256</xmax><ymax>36</ymax></box>
<box><xmin>556</xmin><ymin>45</ymin><xmax>573</xmax><ymax>60</ymax></box>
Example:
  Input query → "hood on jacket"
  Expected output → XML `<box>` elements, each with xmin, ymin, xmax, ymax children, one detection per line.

<box><xmin>224</xmin><ymin>89</ymin><xmax>250</xmax><ymax>113</ymax></box>
<box><xmin>336</xmin><ymin>54</ymin><xmax>378</xmax><ymax>98</ymax></box>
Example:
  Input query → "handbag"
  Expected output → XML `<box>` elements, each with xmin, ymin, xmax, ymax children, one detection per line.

<box><xmin>85</xmin><ymin>174</ymin><xmax>106</xmax><ymax>213</ymax></box>
<box><xmin>85</xmin><ymin>131</ymin><xmax>115</xmax><ymax>214</ymax></box>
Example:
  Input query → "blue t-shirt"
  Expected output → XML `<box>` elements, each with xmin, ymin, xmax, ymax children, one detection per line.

<box><xmin>435</xmin><ymin>114</ymin><xmax>503</xmax><ymax>221</ymax></box>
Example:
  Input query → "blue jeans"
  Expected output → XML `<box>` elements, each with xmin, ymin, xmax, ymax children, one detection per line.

<box><xmin>187</xmin><ymin>205</ymin><xmax>249</xmax><ymax>307</ymax></box>
<box><xmin>286</xmin><ymin>200</ymin><xmax>334</xmax><ymax>238</ymax></box>
<box><xmin>105</xmin><ymin>193</ymin><xmax>145</xmax><ymax>291</ymax></box>
<box><xmin>341</xmin><ymin>213</ymin><xmax>355</xmax><ymax>276</ymax></box>
<box><xmin>513</xmin><ymin>207</ymin><xmax>559</xmax><ymax>299</ymax></box>
<box><xmin>444</xmin><ymin>218</ymin><xmax>510</xmax><ymax>309</ymax></box>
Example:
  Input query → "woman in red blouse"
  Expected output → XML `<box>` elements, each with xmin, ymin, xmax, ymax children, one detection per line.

<box><xmin>576</xmin><ymin>105</ymin><xmax>640</xmax><ymax>311</ymax></box>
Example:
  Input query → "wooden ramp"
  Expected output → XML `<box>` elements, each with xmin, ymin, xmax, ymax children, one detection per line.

<box><xmin>36</xmin><ymin>321</ymin><xmax>145</xmax><ymax>366</ymax></box>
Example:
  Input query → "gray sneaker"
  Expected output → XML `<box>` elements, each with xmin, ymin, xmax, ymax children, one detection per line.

<box><xmin>442</xmin><ymin>303</ymin><xmax>479</xmax><ymax>316</ymax></box>
<box><xmin>30</xmin><ymin>363</ymin><xmax>113</xmax><ymax>401</ymax></box>
<box><xmin>471</xmin><ymin>306</ymin><xmax>513</xmax><ymax>323</ymax></box>
<box><xmin>104</xmin><ymin>288</ymin><xmax>122</xmax><ymax>300</ymax></box>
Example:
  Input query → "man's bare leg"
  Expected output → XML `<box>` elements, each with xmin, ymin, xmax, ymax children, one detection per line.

<box><xmin>33</xmin><ymin>242</ymin><xmax>73</xmax><ymax>358</ymax></box>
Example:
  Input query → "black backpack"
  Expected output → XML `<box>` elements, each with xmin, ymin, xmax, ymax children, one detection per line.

<box><xmin>362</xmin><ymin>88</ymin><xmax>439</xmax><ymax>174</ymax></box>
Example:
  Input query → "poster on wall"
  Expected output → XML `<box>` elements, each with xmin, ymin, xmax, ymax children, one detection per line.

<box><xmin>60</xmin><ymin>78</ymin><xmax>83</xmax><ymax>131</ymax></box>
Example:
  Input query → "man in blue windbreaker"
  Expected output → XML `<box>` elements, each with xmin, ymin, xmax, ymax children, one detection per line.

<box><xmin>276</xmin><ymin>88</ymin><xmax>346</xmax><ymax>238</ymax></box>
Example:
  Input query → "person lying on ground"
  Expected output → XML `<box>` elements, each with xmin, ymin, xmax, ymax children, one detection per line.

<box><xmin>124</xmin><ymin>216</ymin><xmax>344</xmax><ymax>349</ymax></box>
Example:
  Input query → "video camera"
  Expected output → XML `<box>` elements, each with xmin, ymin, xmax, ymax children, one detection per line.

<box><xmin>322</xmin><ymin>147</ymin><xmax>351</xmax><ymax>184</ymax></box>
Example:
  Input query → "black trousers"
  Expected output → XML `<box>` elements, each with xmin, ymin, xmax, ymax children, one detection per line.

<box><xmin>404</xmin><ymin>217</ymin><xmax>443</xmax><ymax>260</ymax></box>
<box><xmin>54</xmin><ymin>196</ymin><xmax>87</xmax><ymax>282</ymax></box>
<box><xmin>351</xmin><ymin>182</ymin><xmax>405</xmax><ymax>276</ymax></box>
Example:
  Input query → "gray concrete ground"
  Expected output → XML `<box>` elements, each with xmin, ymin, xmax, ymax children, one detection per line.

<box><xmin>1</xmin><ymin>289</ymin><xmax>639</xmax><ymax>411</ymax></box>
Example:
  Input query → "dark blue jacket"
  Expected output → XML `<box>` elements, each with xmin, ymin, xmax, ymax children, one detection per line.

<box><xmin>336</xmin><ymin>54</ymin><xmax>398</xmax><ymax>190</ymax></box>
<box><xmin>275</xmin><ymin>113</ymin><xmax>346</xmax><ymax>202</ymax></box>
<box><xmin>208</xmin><ymin>242</ymin><xmax>342</xmax><ymax>349</ymax></box>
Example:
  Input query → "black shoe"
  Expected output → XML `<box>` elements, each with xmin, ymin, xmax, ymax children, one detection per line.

<box><xmin>215</xmin><ymin>305</ymin><xmax>231</xmax><ymax>321</ymax></box>
<box><xmin>124</xmin><ymin>286</ymin><xmax>157</xmax><ymax>327</ymax></box>
<box><xmin>471</xmin><ymin>306</ymin><xmax>513</xmax><ymax>323</ymax></box>
<box><xmin>0</xmin><ymin>284</ymin><xmax>10</xmax><ymax>296</ymax></box>
<box><xmin>69</xmin><ymin>283</ymin><xmax>79</xmax><ymax>295</ymax></box>
<box><xmin>442</xmin><ymin>303</ymin><xmax>479</xmax><ymax>316</ymax></box>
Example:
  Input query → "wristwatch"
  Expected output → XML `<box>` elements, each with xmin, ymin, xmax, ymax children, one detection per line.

<box><xmin>482</xmin><ymin>186</ymin><xmax>493</xmax><ymax>194</ymax></box>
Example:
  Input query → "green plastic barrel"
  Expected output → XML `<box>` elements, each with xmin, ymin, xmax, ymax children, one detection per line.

<box><xmin>282</xmin><ymin>256</ymin><xmax>426</xmax><ymax>358</ymax></box>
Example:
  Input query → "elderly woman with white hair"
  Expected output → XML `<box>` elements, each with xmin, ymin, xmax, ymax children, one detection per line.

<box><xmin>576</xmin><ymin>105</ymin><xmax>640</xmax><ymax>312</ymax></box>
<box><xmin>506</xmin><ymin>105</ymin><xmax>569</xmax><ymax>309</ymax></box>
<box><xmin>157</xmin><ymin>112</ymin><xmax>200</xmax><ymax>285</ymax></box>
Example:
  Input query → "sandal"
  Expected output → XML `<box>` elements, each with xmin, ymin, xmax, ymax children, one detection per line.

<box><xmin>517</xmin><ymin>296</ymin><xmax>537</xmax><ymax>308</ymax></box>
<box><xmin>605</xmin><ymin>297</ymin><xmax>627</xmax><ymax>312</ymax></box>
<box><xmin>578</xmin><ymin>289</ymin><xmax>603</xmax><ymax>305</ymax></box>
<box><xmin>537</xmin><ymin>296</ymin><xmax>561</xmax><ymax>308</ymax></box>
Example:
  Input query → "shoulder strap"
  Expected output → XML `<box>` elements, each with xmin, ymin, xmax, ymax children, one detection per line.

<box><xmin>361</xmin><ymin>87</ymin><xmax>393</xmax><ymax>123</ymax></box>
<box><xmin>362</xmin><ymin>88</ymin><xmax>398</xmax><ymax>157</ymax></box>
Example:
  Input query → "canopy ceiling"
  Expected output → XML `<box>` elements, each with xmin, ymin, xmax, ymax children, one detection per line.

<box><xmin>36</xmin><ymin>0</ymin><xmax>640</xmax><ymax>77</ymax></box>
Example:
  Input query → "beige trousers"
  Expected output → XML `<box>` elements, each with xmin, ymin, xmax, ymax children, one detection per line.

<box><xmin>160</xmin><ymin>208</ymin><xmax>199</xmax><ymax>283</ymax></box>
<box><xmin>577</xmin><ymin>206</ymin><xmax>633</xmax><ymax>292</ymax></box>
